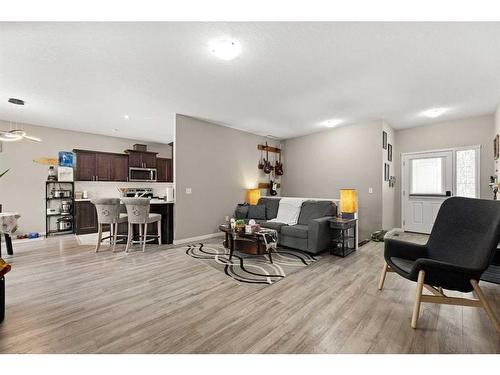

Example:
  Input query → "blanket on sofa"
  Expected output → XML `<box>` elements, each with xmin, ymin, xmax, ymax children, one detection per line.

<box><xmin>268</xmin><ymin>197</ymin><xmax>305</xmax><ymax>225</ymax></box>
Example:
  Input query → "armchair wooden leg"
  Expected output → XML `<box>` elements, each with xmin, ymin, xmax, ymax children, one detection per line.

<box><xmin>95</xmin><ymin>224</ymin><xmax>102</xmax><ymax>253</ymax></box>
<box><xmin>470</xmin><ymin>279</ymin><xmax>500</xmax><ymax>334</ymax></box>
<box><xmin>378</xmin><ymin>263</ymin><xmax>390</xmax><ymax>290</ymax></box>
<box><xmin>411</xmin><ymin>270</ymin><xmax>425</xmax><ymax>329</ymax></box>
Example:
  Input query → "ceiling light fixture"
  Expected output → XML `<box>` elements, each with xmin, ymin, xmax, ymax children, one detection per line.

<box><xmin>123</xmin><ymin>114</ymin><xmax>130</xmax><ymax>120</ymax></box>
<box><xmin>322</xmin><ymin>119</ymin><xmax>343</xmax><ymax>128</ymax></box>
<box><xmin>208</xmin><ymin>38</ymin><xmax>242</xmax><ymax>61</ymax></box>
<box><xmin>112</xmin><ymin>128</ymin><xmax>119</xmax><ymax>132</ymax></box>
<box><xmin>8</xmin><ymin>98</ymin><xmax>25</xmax><ymax>105</ymax></box>
<box><xmin>0</xmin><ymin>99</ymin><xmax>42</xmax><ymax>142</ymax></box>
<box><xmin>421</xmin><ymin>107</ymin><xmax>448</xmax><ymax>118</ymax></box>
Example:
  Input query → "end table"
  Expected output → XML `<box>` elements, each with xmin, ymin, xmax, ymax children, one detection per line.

<box><xmin>329</xmin><ymin>217</ymin><xmax>357</xmax><ymax>257</ymax></box>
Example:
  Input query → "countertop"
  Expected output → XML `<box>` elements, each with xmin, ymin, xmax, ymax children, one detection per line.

<box><xmin>74</xmin><ymin>198</ymin><xmax>174</xmax><ymax>204</ymax></box>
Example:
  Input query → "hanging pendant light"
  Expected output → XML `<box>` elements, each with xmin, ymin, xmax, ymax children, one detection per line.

<box><xmin>0</xmin><ymin>98</ymin><xmax>42</xmax><ymax>142</ymax></box>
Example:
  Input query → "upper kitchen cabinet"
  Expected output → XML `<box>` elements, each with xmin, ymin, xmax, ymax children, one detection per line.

<box><xmin>111</xmin><ymin>154</ymin><xmax>129</xmax><ymax>181</ymax></box>
<box><xmin>74</xmin><ymin>150</ymin><xmax>129</xmax><ymax>182</ymax></box>
<box><xmin>157</xmin><ymin>157</ymin><xmax>173</xmax><ymax>182</ymax></box>
<box><xmin>125</xmin><ymin>150</ymin><xmax>158</xmax><ymax>168</ymax></box>
<box><xmin>95</xmin><ymin>152</ymin><xmax>113</xmax><ymax>181</ymax></box>
<box><xmin>74</xmin><ymin>150</ymin><xmax>96</xmax><ymax>181</ymax></box>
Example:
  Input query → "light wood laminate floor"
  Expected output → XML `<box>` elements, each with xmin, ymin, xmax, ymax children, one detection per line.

<box><xmin>0</xmin><ymin>235</ymin><xmax>499</xmax><ymax>353</ymax></box>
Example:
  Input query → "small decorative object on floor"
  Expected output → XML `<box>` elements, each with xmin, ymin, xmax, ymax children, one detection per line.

<box><xmin>329</xmin><ymin>217</ymin><xmax>357</xmax><ymax>257</ymax></box>
<box><xmin>371</xmin><ymin>230</ymin><xmax>387</xmax><ymax>242</ymax></box>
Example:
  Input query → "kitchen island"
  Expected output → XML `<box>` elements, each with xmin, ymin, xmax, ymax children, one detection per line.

<box><xmin>74</xmin><ymin>199</ymin><xmax>174</xmax><ymax>244</ymax></box>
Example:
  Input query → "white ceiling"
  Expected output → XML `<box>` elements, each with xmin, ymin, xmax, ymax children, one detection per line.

<box><xmin>1</xmin><ymin>22</ymin><xmax>500</xmax><ymax>142</ymax></box>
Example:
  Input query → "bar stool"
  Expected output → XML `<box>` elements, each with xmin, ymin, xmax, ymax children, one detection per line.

<box><xmin>92</xmin><ymin>198</ymin><xmax>128</xmax><ymax>253</ymax></box>
<box><xmin>122</xmin><ymin>198</ymin><xmax>161</xmax><ymax>252</ymax></box>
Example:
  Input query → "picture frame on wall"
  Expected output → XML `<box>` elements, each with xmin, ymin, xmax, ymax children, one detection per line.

<box><xmin>384</xmin><ymin>163</ymin><xmax>390</xmax><ymax>181</ymax></box>
<box><xmin>495</xmin><ymin>135</ymin><xmax>499</xmax><ymax>160</ymax></box>
<box><xmin>388</xmin><ymin>144</ymin><xmax>392</xmax><ymax>162</ymax></box>
<box><xmin>382</xmin><ymin>131</ymin><xmax>387</xmax><ymax>150</ymax></box>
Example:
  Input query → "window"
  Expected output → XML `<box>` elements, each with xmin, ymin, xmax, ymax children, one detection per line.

<box><xmin>456</xmin><ymin>148</ymin><xmax>478</xmax><ymax>198</ymax></box>
<box><xmin>410</xmin><ymin>157</ymin><xmax>444</xmax><ymax>195</ymax></box>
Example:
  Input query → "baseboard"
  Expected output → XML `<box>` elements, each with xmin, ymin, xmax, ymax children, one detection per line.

<box><xmin>173</xmin><ymin>232</ymin><xmax>224</xmax><ymax>246</ymax></box>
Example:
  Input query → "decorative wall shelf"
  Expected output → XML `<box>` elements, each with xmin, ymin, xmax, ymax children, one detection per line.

<box><xmin>257</xmin><ymin>144</ymin><xmax>281</xmax><ymax>154</ymax></box>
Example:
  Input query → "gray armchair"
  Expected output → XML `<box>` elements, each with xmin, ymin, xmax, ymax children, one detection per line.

<box><xmin>379</xmin><ymin>197</ymin><xmax>500</xmax><ymax>332</ymax></box>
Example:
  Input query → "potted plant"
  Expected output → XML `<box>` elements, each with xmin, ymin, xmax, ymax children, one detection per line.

<box><xmin>235</xmin><ymin>219</ymin><xmax>245</xmax><ymax>233</ymax></box>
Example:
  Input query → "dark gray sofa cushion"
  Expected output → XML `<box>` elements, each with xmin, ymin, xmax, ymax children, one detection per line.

<box><xmin>260</xmin><ymin>221</ymin><xmax>287</xmax><ymax>233</ymax></box>
<box><xmin>247</xmin><ymin>205</ymin><xmax>266</xmax><ymax>220</ymax></box>
<box><xmin>235</xmin><ymin>205</ymin><xmax>249</xmax><ymax>219</ymax></box>
<box><xmin>257</xmin><ymin>197</ymin><xmax>281</xmax><ymax>220</ymax></box>
<box><xmin>298</xmin><ymin>200</ymin><xmax>336</xmax><ymax>225</ymax></box>
<box><xmin>281</xmin><ymin>224</ymin><xmax>309</xmax><ymax>239</ymax></box>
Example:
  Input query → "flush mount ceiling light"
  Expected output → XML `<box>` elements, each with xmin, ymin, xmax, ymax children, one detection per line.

<box><xmin>322</xmin><ymin>119</ymin><xmax>343</xmax><ymax>128</ymax></box>
<box><xmin>123</xmin><ymin>114</ymin><xmax>130</xmax><ymax>120</ymax></box>
<box><xmin>208</xmin><ymin>38</ymin><xmax>242</xmax><ymax>61</ymax></box>
<box><xmin>421</xmin><ymin>107</ymin><xmax>449</xmax><ymax>118</ymax></box>
<box><xmin>0</xmin><ymin>98</ymin><xmax>42</xmax><ymax>142</ymax></box>
<box><xmin>8</xmin><ymin>98</ymin><xmax>25</xmax><ymax>105</ymax></box>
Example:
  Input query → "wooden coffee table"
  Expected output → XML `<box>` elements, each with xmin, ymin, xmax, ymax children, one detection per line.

<box><xmin>219</xmin><ymin>224</ymin><xmax>274</xmax><ymax>263</ymax></box>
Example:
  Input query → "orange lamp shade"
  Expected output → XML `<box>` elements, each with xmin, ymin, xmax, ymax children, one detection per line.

<box><xmin>340</xmin><ymin>189</ymin><xmax>357</xmax><ymax>214</ymax></box>
<box><xmin>246</xmin><ymin>189</ymin><xmax>261</xmax><ymax>205</ymax></box>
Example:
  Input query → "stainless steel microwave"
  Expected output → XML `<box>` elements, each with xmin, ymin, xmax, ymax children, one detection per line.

<box><xmin>129</xmin><ymin>167</ymin><xmax>157</xmax><ymax>182</ymax></box>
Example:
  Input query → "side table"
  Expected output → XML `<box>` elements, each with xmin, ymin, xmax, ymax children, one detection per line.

<box><xmin>329</xmin><ymin>217</ymin><xmax>357</xmax><ymax>257</ymax></box>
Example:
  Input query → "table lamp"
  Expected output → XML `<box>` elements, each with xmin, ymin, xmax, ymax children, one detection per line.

<box><xmin>339</xmin><ymin>189</ymin><xmax>357</xmax><ymax>219</ymax></box>
<box><xmin>246</xmin><ymin>188</ymin><xmax>261</xmax><ymax>205</ymax></box>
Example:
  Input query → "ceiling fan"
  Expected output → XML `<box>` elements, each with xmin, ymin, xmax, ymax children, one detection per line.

<box><xmin>0</xmin><ymin>98</ymin><xmax>42</xmax><ymax>142</ymax></box>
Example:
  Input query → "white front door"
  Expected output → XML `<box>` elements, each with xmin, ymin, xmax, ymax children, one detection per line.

<box><xmin>402</xmin><ymin>150</ymin><xmax>453</xmax><ymax>234</ymax></box>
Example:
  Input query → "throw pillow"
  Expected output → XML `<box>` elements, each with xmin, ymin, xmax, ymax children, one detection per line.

<box><xmin>247</xmin><ymin>204</ymin><xmax>266</xmax><ymax>220</ymax></box>
<box><xmin>235</xmin><ymin>205</ymin><xmax>249</xmax><ymax>219</ymax></box>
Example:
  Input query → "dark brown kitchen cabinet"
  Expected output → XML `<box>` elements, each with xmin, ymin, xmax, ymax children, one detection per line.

<box><xmin>74</xmin><ymin>150</ymin><xmax>129</xmax><ymax>182</ymax></box>
<box><xmin>142</xmin><ymin>152</ymin><xmax>157</xmax><ymax>168</ymax></box>
<box><xmin>127</xmin><ymin>151</ymin><xmax>143</xmax><ymax>168</ymax></box>
<box><xmin>125</xmin><ymin>150</ymin><xmax>158</xmax><ymax>168</ymax></box>
<box><xmin>96</xmin><ymin>153</ymin><xmax>113</xmax><ymax>181</ymax></box>
<box><xmin>111</xmin><ymin>154</ymin><xmax>129</xmax><ymax>181</ymax></box>
<box><xmin>156</xmin><ymin>157</ymin><xmax>173</xmax><ymax>182</ymax></box>
<box><xmin>166</xmin><ymin>158</ymin><xmax>173</xmax><ymax>182</ymax></box>
<box><xmin>75</xmin><ymin>151</ymin><xmax>96</xmax><ymax>181</ymax></box>
<box><xmin>157</xmin><ymin>158</ymin><xmax>166</xmax><ymax>182</ymax></box>
<box><xmin>74</xmin><ymin>201</ymin><xmax>98</xmax><ymax>234</ymax></box>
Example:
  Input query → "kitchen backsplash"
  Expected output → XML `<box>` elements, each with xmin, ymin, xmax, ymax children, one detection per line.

<box><xmin>75</xmin><ymin>181</ymin><xmax>174</xmax><ymax>200</ymax></box>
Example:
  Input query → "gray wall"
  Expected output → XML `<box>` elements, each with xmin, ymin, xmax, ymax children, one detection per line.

<box><xmin>395</xmin><ymin>114</ymin><xmax>494</xmax><ymax>225</ymax></box>
<box><xmin>281</xmin><ymin>121</ymin><xmax>383</xmax><ymax>240</ymax></box>
<box><xmin>174</xmin><ymin>114</ymin><xmax>277</xmax><ymax>241</ymax></box>
<box><xmin>0</xmin><ymin>120</ymin><xmax>172</xmax><ymax>234</ymax></box>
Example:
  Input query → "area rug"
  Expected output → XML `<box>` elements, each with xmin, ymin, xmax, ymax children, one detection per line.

<box><xmin>186</xmin><ymin>242</ymin><xmax>318</xmax><ymax>286</ymax></box>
